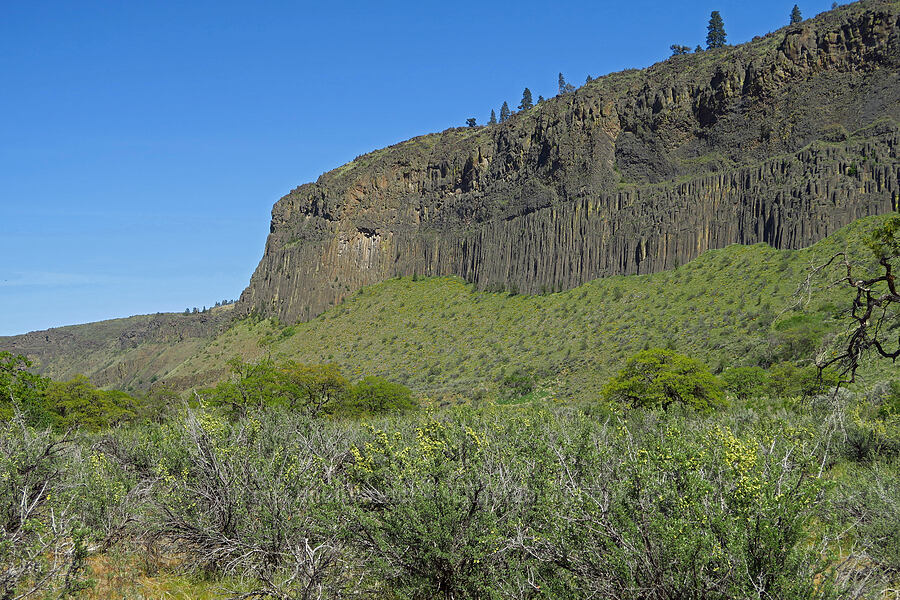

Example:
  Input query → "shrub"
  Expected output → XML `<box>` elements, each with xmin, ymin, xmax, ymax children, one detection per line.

<box><xmin>142</xmin><ymin>410</ymin><xmax>355</xmax><ymax>599</ymax></box>
<box><xmin>499</xmin><ymin>368</ymin><xmax>534</xmax><ymax>400</ymax></box>
<box><xmin>838</xmin><ymin>394</ymin><xmax>900</xmax><ymax>463</ymax></box>
<box><xmin>204</xmin><ymin>358</ymin><xmax>351</xmax><ymax>418</ymax></box>
<box><xmin>877</xmin><ymin>379</ymin><xmax>900</xmax><ymax>418</ymax></box>
<box><xmin>0</xmin><ymin>422</ymin><xmax>92</xmax><ymax>597</ymax></box>
<box><xmin>601</xmin><ymin>348</ymin><xmax>725</xmax><ymax>411</ymax></box>
<box><xmin>44</xmin><ymin>375</ymin><xmax>139</xmax><ymax>431</ymax></box>
<box><xmin>345</xmin><ymin>411</ymin><xmax>546</xmax><ymax>598</ymax></box>
<box><xmin>767</xmin><ymin>362</ymin><xmax>839</xmax><ymax>399</ymax></box>
<box><xmin>0</xmin><ymin>352</ymin><xmax>50</xmax><ymax>425</ymax></box>
<box><xmin>722</xmin><ymin>366</ymin><xmax>770</xmax><ymax>400</ymax></box>
<box><xmin>341</xmin><ymin>376</ymin><xmax>417</xmax><ymax>417</ymax></box>
<box><xmin>275</xmin><ymin>361</ymin><xmax>350</xmax><ymax>417</ymax></box>
<box><xmin>202</xmin><ymin>357</ymin><xmax>282</xmax><ymax>418</ymax></box>
<box><xmin>767</xmin><ymin>313</ymin><xmax>829</xmax><ymax>364</ymax></box>
<box><xmin>527</xmin><ymin>418</ymin><xmax>836</xmax><ymax>598</ymax></box>
<box><xmin>836</xmin><ymin>466</ymin><xmax>900</xmax><ymax>573</ymax></box>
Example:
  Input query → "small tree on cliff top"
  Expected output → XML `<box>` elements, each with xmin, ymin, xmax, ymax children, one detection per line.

<box><xmin>518</xmin><ymin>88</ymin><xmax>533</xmax><ymax>111</ymax></box>
<box><xmin>706</xmin><ymin>11</ymin><xmax>727</xmax><ymax>49</ymax></box>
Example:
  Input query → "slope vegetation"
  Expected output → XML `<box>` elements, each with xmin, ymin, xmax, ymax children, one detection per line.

<box><xmin>164</xmin><ymin>215</ymin><xmax>896</xmax><ymax>401</ymax></box>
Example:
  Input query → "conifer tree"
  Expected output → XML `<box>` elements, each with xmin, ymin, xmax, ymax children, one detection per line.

<box><xmin>790</xmin><ymin>4</ymin><xmax>802</xmax><ymax>23</ymax></box>
<box><xmin>558</xmin><ymin>73</ymin><xmax>575</xmax><ymax>95</ymax></box>
<box><xmin>537</xmin><ymin>95</ymin><xmax>545</xmax><ymax>103</ymax></box>
<box><xmin>489</xmin><ymin>109</ymin><xmax>497</xmax><ymax>125</ymax></box>
<box><xmin>519</xmin><ymin>88</ymin><xmax>533</xmax><ymax>110</ymax></box>
<box><xmin>585</xmin><ymin>75</ymin><xmax>593</xmax><ymax>84</ymax></box>
<box><xmin>695</xmin><ymin>45</ymin><xmax>703</xmax><ymax>53</ymax></box>
<box><xmin>706</xmin><ymin>11</ymin><xmax>726</xmax><ymax>49</ymax></box>
<box><xmin>500</xmin><ymin>102</ymin><xmax>511</xmax><ymax>122</ymax></box>
<box><xmin>466</xmin><ymin>118</ymin><xmax>477</xmax><ymax>127</ymax></box>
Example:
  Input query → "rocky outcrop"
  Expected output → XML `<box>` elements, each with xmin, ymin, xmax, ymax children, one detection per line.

<box><xmin>239</xmin><ymin>1</ymin><xmax>900</xmax><ymax>324</ymax></box>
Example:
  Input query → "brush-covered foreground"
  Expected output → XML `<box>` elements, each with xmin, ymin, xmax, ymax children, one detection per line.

<box><xmin>2</xmin><ymin>388</ymin><xmax>899</xmax><ymax>599</ymax></box>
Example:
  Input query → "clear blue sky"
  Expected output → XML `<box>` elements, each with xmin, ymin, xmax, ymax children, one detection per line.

<box><xmin>0</xmin><ymin>0</ymin><xmax>837</xmax><ymax>336</ymax></box>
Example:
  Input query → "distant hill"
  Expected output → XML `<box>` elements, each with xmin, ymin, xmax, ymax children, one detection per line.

<box><xmin>0</xmin><ymin>307</ymin><xmax>232</xmax><ymax>390</ymax></box>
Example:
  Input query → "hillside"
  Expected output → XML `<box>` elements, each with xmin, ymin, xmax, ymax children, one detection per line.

<box><xmin>160</xmin><ymin>215</ymin><xmax>894</xmax><ymax>401</ymax></box>
<box><xmin>0</xmin><ymin>307</ymin><xmax>232</xmax><ymax>390</ymax></box>
<box><xmin>6</xmin><ymin>215</ymin><xmax>891</xmax><ymax>399</ymax></box>
<box><xmin>237</xmin><ymin>0</ymin><xmax>900</xmax><ymax>324</ymax></box>
<box><xmin>0</xmin><ymin>217</ymin><xmax>893</xmax><ymax>399</ymax></box>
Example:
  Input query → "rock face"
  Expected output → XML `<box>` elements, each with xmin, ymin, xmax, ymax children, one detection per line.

<box><xmin>241</xmin><ymin>0</ymin><xmax>900</xmax><ymax>324</ymax></box>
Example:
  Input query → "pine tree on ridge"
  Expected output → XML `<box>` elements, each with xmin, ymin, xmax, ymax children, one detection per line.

<box><xmin>706</xmin><ymin>11</ymin><xmax>726</xmax><ymax>49</ymax></box>
<box><xmin>519</xmin><ymin>88</ymin><xmax>533</xmax><ymax>111</ymax></box>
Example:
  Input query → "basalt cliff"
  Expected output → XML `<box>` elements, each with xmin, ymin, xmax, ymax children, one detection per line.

<box><xmin>238</xmin><ymin>0</ymin><xmax>900</xmax><ymax>324</ymax></box>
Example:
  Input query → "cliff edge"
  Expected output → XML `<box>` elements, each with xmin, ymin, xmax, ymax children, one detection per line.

<box><xmin>239</xmin><ymin>0</ymin><xmax>900</xmax><ymax>324</ymax></box>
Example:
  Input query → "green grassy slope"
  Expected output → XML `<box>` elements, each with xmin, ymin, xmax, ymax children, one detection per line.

<box><xmin>167</xmin><ymin>215</ymin><xmax>897</xmax><ymax>402</ymax></box>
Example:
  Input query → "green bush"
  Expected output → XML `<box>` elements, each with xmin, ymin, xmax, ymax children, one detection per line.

<box><xmin>601</xmin><ymin>348</ymin><xmax>725</xmax><ymax>411</ymax></box>
<box><xmin>767</xmin><ymin>362</ymin><xmax>839</xmax><ymax>399</ymax></box>
<box><xmin>834</xmin><ymin>465</ymin><xmax>900</xmax><ymax>573</ymax></box>
<box><xmin>839</xmin><ymin>392</ymin><xmax>900</xmax><ymax>463</ymax></box>
<box><xmin>273</xmin><ymin>361</ymin><xmax>350</xmax><ymax>417</ymax></box>
<box><xmin>341</xmin><ymin>376</ymin><xmax>416</xmax><ymax>418</ymax></box>
<box><xmin>877</xmin><ymin>379</ymin><xmax>900</xmax><ymax>418</ymax></box>
<box><xmin>203</xmin><ymin>358</ymin><xmax>351</xmax><ymax>418</ymax></box>
<box><xmin>498</xmin><ymin>368</ymin><xmax>535</xmax><ymax>400</ymax></box>
<box><xmin>0</xmin><ymin>423</ymin><xmax>93</xmax><ymax>597</ymax></box>
<box><xmin>767</xmin><ymin>313</ymin><xmax>830</xmax><ymax>364</ymax></box>
<box><xmin>201</xmin><ymin>356</ymin><xmax>283</xmax><ymax>417</ymax></box>
<box><xmin>528</xmin><ymin>416</ymin><xmax>835</xmax><ymax>599</ymax></box>
<box><xmin>134</xmin><ymin>410</ymin><xmax>355</xmax><ymax>599</ymax></box>
<box><xmin>0</xmin><ymin>352</ymin><xmax>50</xmax><ymax>425</ymax></box>
<box><xmin>44</xmin><ymin>375</ymin><xmax>139</xmax><ymax>431</ymax></box>
<box><xmin>722</xmin><ymin>366</ymin><xmax>770</xmax><ymax>400</ymax></box>
<box><xmin>345</xmin><ymin>410</ymin><xmax>552</xmax><ymax>598</ymax></box>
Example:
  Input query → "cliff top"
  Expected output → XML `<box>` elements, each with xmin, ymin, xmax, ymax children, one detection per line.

<box><xmin>301</xmin><ymin>0</ymin><xmax>900</xmax><ymax>191</ymax></box>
